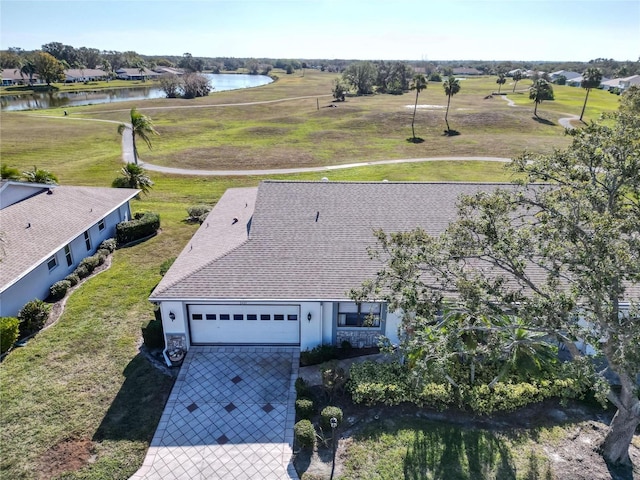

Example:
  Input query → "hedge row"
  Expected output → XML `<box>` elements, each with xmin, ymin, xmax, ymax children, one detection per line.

<box><xmin>349</xmin><ymin>361</ymin><xmax>591</xmax><ymax>414</ymax></box>
<box><xmin>116</xmin><ymin>212</ymin><xmax>160</xmax><ymax>245</ymax></box>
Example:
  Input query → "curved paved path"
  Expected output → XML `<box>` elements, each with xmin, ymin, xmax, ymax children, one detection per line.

<box><xmin>498</xmin><ymin>94</ymin><xmax>579</xmax><ymax>129</ymax></box>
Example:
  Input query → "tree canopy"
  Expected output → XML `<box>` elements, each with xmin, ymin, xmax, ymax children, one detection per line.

<box><xmin>529</xmin><ymin>78</ymin><xmax>554</xmax><ymax>117</ymax></box>
<box><xmin>355</xmin><ymin>93</ymin><xmax>640</xmax><ymax>466</ymax></box>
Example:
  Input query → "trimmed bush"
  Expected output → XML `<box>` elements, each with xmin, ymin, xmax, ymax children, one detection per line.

<box><xmin>17</xmin><ymin>299</ymin><xmax>51</xmax><ymax>337</ymax></box>
<box><xmin>74</xmin><ymin>264</ymin><xmax>90</xmax><ymax>279</ymax></box>
<box><xmin>295</xmin><ymin>377</ymin><xmax>311</xmax><ymax>399</ymax></box>
<box><xmin>300</xmin><ymin>344</ymin><xmax>338</xmax><ymax>366</ymax></box>
<box><xmin>187</xmin><ymin>205</ymin><xmax>211</xmax><ymax>223</ymax></box>
<box><xmin>295</xmin><ymin>399</ymin><xmax>315</xmax><ymax>421</ymax></box>
<box><xmin>78</xmin><ymin>254</ymin><xmax>101</xmax><ymax>271</ymax></box>
<box><xmin>0</xmin><ymin>317</ymin><xmax>20</xmax><ymax>354</ymax></box>
<box><xmin>116</xmin><ymin>212</ymin><xmax>160</xmax><ymax>245</ymax></box>
<box><xmin>142</xmin><ymin>318</ymin><xmax>164</xmax><ymax>349</ymax></box>
<box><xmin>294</xmin><ymin>420</ymin><xmax>315</xmax><ymax>449</ymax></box>
<box><xmin>97</xmin><ymin>248</ymin><xmax>111</xmax><ymax>260</ymax></box>
<box><xmin>99</xmin><ymin>238</ymin><xmax>117</xmax><ymax>253</ymax></box>
<box><xmin>49</xmin><ymin>280</ymin><xmax>71</xmax><ymax>301</ymax></box>
<box><xmin>320</xmin><ymin>406</ymin><xmax>343</xmax><ymax>430</ymax></box>
<box><xmin>64</xmin><ymin>273</ymin><xmax>79</xmax><ymax>287</ymax></box>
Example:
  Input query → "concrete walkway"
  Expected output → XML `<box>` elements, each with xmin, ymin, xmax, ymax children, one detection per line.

<box><xmin>130</xmin><ymin>346</ymin><xmax>300</xmax><ymax>480</ymax></box>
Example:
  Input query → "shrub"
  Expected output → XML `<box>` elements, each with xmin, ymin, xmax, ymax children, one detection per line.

<box><xmin>349</xmin><ymin>361</ymin><xmax>412</xmax><ymax>406</ymax></box>
<box><xmin>294</xmin><ymin>420</ymin><xmax>315</xmax><ymax>449</ymax></box>
<box><xmin>321</xmin><ymin>362</ymin><xmax>347</xmax><ymax>401</ymax></box>
<box><xmin>295</xmin><ymin>377</ymin><xmax>311</xmax><ymax>399</ymax></box>
<box><xmin>186</xmin><ymin>205</ymin><xmax>211</xmax><ymax>223</ymax></box>
<box><xmin>300</xmin><ymin>344</ymin><xmax>338</xmax><ymax>366</ymax></box>
<box><xmin>340</xmin><ymin>340</ymin><xmax>352</xmax><ymax>350</ymax></box>
<box><xmin>78</xmin><ymin>254</ymin><xmax>101</xmax><ymax>272</ymax></box>
<box><xmin>97</xmin><ymin>248</ymin><xmax>111</xmax><ymax>259</ymax></box>
<box><xmin>17</xmin><ymin>299</ymin><xmax>51</xmax><ymax>337</ymax></box>
<box><xmin>116</xmin><ymin>212</ymin><xmax>160</xmax><ymax>245</ymax></box>
<box><xmin>295</xmin><ymin>399</ymin><xmax>315</xmax><ymax>420</ymax></box>
<box><xmin>0</xmin><ymin>317</ymin><xmax>20</xmax><ymax>354</ymax></box>
<box><xmin>49</xmin><ymin>280</ymin><xmax>71</xmax><ymax>301</ymax></box>
<box><xmin>74</xmin><ymin>264</ymin><xmax>90</xmax><ymax>279</ymax></box>
<box><xmin>160</xmin><ymin>257</ymin><xmax>176</xmax><ymax>276</ymax></box>
<box><xmin>64</xmin><ymin>273</ymin><xmax>80</xmax><ymax>287</ymax></box>
<box><xmin>99</xmin><ymin>238</ymin><xmax>117</xmax><ymax>253</ymax></box>
<box><xmin>142</xmin><ymin>318</ymin><xmax>164</xmax><ymax>349</ymax></box>
<box><xmin>320</xmin><ymin>406</ymin><xmax>343</xmax><ymax>431</ymax></box>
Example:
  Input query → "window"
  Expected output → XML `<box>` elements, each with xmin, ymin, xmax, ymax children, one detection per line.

<box><xmin>47</xmin><ymin>255</ymin><xmax>58</xmax><ymax>271</ymax></box>
<box><xmin>205</xmin><ymin>314</ymin><xmax>216</xmax><ymax>320</ymax></box>
<box><xmin>260</xmin><ymin>314</ymin><xmax>271</xmax><ymax>321</ymax></box>
<box><xmin>220</xmin><ymin>314</ymin><xmax>230</xmax><ymax>320</ymax></box>
<box><xmin>192</xmin><ymin>314</ymin><xmax>203</xmax><ymax>321</ymax></box>
<box><xmin>64</xmin><ymin>245</ymin><xmax>73</xmax><ymax>267</ymax></box>
<box><xmin>274</xmin><ymin>314</ymin><xmax>284</xmax><ymax>321</ymax></box>
<box><xmin>288</xmin><ymin>314</ymin><xmax>298</xmax><ymax>321</ymax></box>
<box><xmin>98</xmin><ymin>219</ymin><xmax>105</xmax><ymax>231</ymax></box>
<box><xmin>247</xmin><ymin>314</ymin><xmax>257</xmax><ymax>321</ymax></box>
<box><xmin>337</xmin><ymin>302</ymin><xmax>381</xmax><ymax>328</ymax></box>
<box><xmin>83</xmin><ymin>231</ymin><xmax>91</xmax><ymax>251</ymax></box>
<box><xmin>233</xmin><ymin>314</ymin><xmax>244</xmax><ymax>321</ymax></box>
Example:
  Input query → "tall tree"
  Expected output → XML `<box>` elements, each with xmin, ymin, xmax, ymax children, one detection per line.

<box><xmin>579</xmin><ymin>67</ymin><xmax>603</xmax><ymax>122</ymax></box>
<box><xmin>342</xmin><ymin>61</ymin><xmax>377</xmax><ymax>95</ymax></box>
<box><xmin>32</xmin><ymin>51</ymin><xmax>65</xmax><ymax>86</ymax></box>
<box><xmin>529</xmin><ymin>78</ymin><xmax>554</xmax><ymax>117</ymax></box>
<box><xmin>443</xmin><ymin>76</ymin><xmax>461</xmax><ymax>133</ymax></box>
<box><xmin>512</xmin><ymin>70</ymin><xmax>524</xmax><ymax>93</ymax></box>
<box><xmin>357</xmin><ymin>95</ymin><xmax>640</xmax><ymax>466</ymax></box>
<box><xmin>117</xmin><ymin>108</ymin><xmax>159</xmax><ymax>165</ymax></box>
<box><xmin>19</xmin><ymin>56</ymin><xmax>37</xmax><ymax>85</ymax></box>
<box><xmin>496</xmin><ymin>73</ymin><xmax>506</xmax><ymax>93</ymax></box>
<box><xmin>409</xmin><ymin>74</ymin><xmax>428</xmax><ymax>142</ymax></box>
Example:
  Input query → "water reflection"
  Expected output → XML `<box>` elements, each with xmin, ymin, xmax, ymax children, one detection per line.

<box><xmin>1</xmin><ymin>74</ymin><xmax>273</xmax><ymax>111</ymax></box>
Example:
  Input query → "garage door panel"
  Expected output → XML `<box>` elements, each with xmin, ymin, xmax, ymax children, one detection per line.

<box><xmin>189</xmin><ymin>304</ymin><xmax>300</xmax><ymax>345</ymax></box>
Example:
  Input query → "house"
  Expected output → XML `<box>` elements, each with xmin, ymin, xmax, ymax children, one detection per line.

<box><xmin>0</xmin><ymin>182</ymin><xmax>139</xmax><ymax>317</ymax></box>
<box><xmin>550</xmin><ymin>70</ymin><xmax>581</xmax><ymax>82</ymax></box>
<box><xmin>115</xmin><ymin>68</ymin><xmax>162</xmax><ymax>81</ymax></box>
<box><xmin>566</xmin><ymin>75</ymin><xmax>609</xmax><ymax>88</ymax></box>
<box><xmin>618</xmin><ymin>75</ymin><xmax>640</xmax><ymax>91</ymax></box>
<box><xmin>150</xmin><ymin>181</ymin><xmax>522</xmax><ymax>354</ymax></box>
<box><xmin>154</xmin><ymin>67</ymin><xmax>185</xmax><ymax>76</ymax></box>
<box><xmin>64</xmin><ymin>68</ymin><xmax>108</xmax><ymax>82</ymax></box>
<box><xmin>0</xmin><ymin>68</ymin><xmax>41</xmax><ymax>86</ymax></box>
<box><xmin>451</xmin><ymin>67</ymin><xmax>482</xmax><ymax>76</ymax></box>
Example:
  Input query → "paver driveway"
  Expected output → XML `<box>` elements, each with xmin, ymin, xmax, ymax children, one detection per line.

<box><xmin>131</xmin><ymin>346</ymin><xmax>299</xmax><ymax>480</ymax></box>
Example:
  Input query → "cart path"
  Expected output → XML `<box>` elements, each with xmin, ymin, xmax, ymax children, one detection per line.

<box><xmin>499</xmin><ymin>94</ymin><xmax>579</xmax><ymax>129</ymax></box>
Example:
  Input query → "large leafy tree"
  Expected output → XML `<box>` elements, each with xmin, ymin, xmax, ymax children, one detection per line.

<box><xmin>443</xmin><ymin>76</ymin><xmax>461</xmax><ymax>133</ymax></box>
<box><xmin>117</xmin><ymin>107</ymin><xmax>159</xmax><ymax>165</ymax></box>
<box><xmin>342</xmin><ymin>61</ymin><xmax>377</xmax><ymax>95</ymax></box>
<box><xmin>32</xmin><ymin>51</ymin><xmax>65</xmax><ymax>86</ymax></box>
<box><xmin>357</xmin><ymin>95</ymin><xmax>640</xmax><ymax>466</ymax></box>
<box><xmin>529</xmin><ymin>78</ymin><xmax>554</xmax><ymax>117</ymax></box>
<box><xmin>579</xmin><ymin>67</ymin><xmax>603</xmax><ymax>122</ymax></box>
<box><xmin>409</xmin><ymin>74</ymin><xmax>428</xmax><ymax>142</ymax></box>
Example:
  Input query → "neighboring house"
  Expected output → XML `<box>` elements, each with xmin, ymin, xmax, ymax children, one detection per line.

<box><xmin>115</xmin><ymin>68</ymin><xmax>162</xmax><ymax>81</ymax></box>
<box><xmin>550</xmin><ymin>70</ymin><xmax>581</xmax><ymax>82</ymax></box>
<box><xmin>154</xmin><ymin>67</ymin><xmax>185</xmax><ymax>76</ymax></box>
<box><xmin>151</xmin><ymin>181</ymin><xmax>523</xmax><ymax>353</ymax></box>
<box><xmin>0</xmin><ymin>182</ymin><xmax>139</xmax><ymax>317</ymax></box>
<box><xmin>600</xmin><ymin>75</ymin><xmax>640</xmax><ymax>92</ymax></box>
<box><xmin>452</xmin><ymin>67</ymin><xmax>482</xmax><ymax>76</ymax></box>
<box><xmin>0</xmin><ymin>68</ymin><xmax>41</xmax><ymax>86</ymax></box>
<box><xmin>64</xmin><ymin>68</ymin><xmax>109</xmax><ymax>82</ymax></box>
<box><xmin>566</xmin><ymin>75</ymin><xmax>609</xmax><ymax>87</ymax></box>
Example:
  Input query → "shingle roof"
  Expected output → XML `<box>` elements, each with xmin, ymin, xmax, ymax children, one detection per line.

<box><xmin>151</xmin><ymin>181</ymin><xmax>517</xmax><ymax>301</ymax></box>
<box><xmin>0</xmin><ymin>185</ymin><xmax>139</xmax><ymax>292</ymax></box>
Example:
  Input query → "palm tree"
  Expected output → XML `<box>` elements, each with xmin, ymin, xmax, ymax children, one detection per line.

<box><xmin>409</xmin><ymin>73</ymin><xmax>428</xmax><ymax>141</ymax></box>
<box><xmin>19</xmin><ymin>57</ymin><xmax>36</xmax><ymax>85</ymax></box>
<box><xmin>117</xmin><ymin>107</ymin><xmax>159</xmax><ymax>165</ymax></box>
<box><xmin>22</xmin><ymin>166</ymin><xmax>58</xmax><ymax>184</ymax></box>
<box><xmin>443</xmin><ymin>76</ymin><xmax>461</xmax><ymax>133</ymax></box>
<box><xmin>579</xmin><ymin>67</ymin><xmax>603</xmax><ymax>122</ymax></box>
<box><xmin>114</xmin><ymin>163</ymin><xmax>154</xmax><ymax>195</ymax></box>
<box><xmin>529</xmin><ymin>79</ymin><xmax>554</xmax><ymax>117</ymax></box>
<box><xmin>135</xmin><ymin>61</ymin><xmax>147</xmax><ymax>82</ymax></box>
<box><xmin>512</xmin><ymin>70</ymin><xmax>524</xmax><ymax>93</ymax></box>
<box><xmin>496</xmin><ymin>73</ymin><xmax>506</xmax><ymax>93</ymax></box>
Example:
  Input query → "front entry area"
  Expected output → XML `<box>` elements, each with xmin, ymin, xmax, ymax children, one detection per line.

<box><xmin>188</xmin><ymin>304</ymin><xmax>300</xmax><ymax>345</ymax></box>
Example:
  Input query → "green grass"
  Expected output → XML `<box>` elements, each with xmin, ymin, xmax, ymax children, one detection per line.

<box><xmin>338</xmin><ymin>417</ymin><xmax>555</xmax><ymax>480</ymax></box>
<box><xmin>0</xmin><ymin>70</ymin><xmax>621</xmax><ymax>479</ymax></box>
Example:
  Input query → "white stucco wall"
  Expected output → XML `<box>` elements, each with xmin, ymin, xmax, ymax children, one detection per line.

<box><xmin>299</xmin><ymin>301</ymin><xmax>323</xmax><ymax>351</ymax></box>
<box><xmin>384</xmin><ymin>309</ymin><xmax>403</xmax><ymax>346</ymax></box>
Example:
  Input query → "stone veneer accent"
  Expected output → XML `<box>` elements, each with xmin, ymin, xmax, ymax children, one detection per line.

<box><xmin>336</xmin><ymin>330</ymin><xmax>382</xmax><ymax>348</ymax></box>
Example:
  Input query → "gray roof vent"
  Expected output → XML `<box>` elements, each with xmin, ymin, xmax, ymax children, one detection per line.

<box><xmin>321</xmin><ymin>177</ymin><xmax>329</xmax><ymax>182</ymax></box>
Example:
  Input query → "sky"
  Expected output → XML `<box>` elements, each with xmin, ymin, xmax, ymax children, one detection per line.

<box><xmin>1</xmin><ymin>0</ymin><xmax>639</xmax><ymax>61</ymax></box>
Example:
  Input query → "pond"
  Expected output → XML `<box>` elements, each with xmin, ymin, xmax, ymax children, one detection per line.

<box><xmin>0</xmin><ymin>74</ymin><xmax>273</xmax><ymax>111</ymax></box>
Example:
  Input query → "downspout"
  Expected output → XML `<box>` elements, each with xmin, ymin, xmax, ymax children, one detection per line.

<box><xmin>162</xmin><ymin>347</ymin><xmax>172</xmax><ymax>367</ymax></box>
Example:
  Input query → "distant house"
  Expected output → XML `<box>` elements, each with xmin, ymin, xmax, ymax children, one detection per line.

<box><xmin>154</xmin><ymin>67</ymin><xmax>185</xmax><ymax>76</ymax></box>
<box><xmin>550</xmin><ymin>70</ymin><xmax>581</xmax><ymax>82</ymax></box>
<box><xmin>64</xmin><ymin>68</ymin><xmax>109</xmax><ymax>82</ymax></box>
<box><xmin>0</xmin><ymin>182</ymin><xmax>139</xmax><ymax>317</ymax></box>
<box><xmin>452</xmin><ymin>67</ymin><xmax>482</xmax><ymax>76</ymax></box>
<box><xmin>600</xmin><ymin>75</ymin><xmax>640</xmax><ymax>92</ymax></box>
<box><xmin>566</xmin><ymin>75</ymin><xmax>608</xmax><ymax>88</ymax></box>
<box><xmin>115</xmin><ymin>68</ymin><xmax>162</xmax><ymax>81</ymax></box>
<box><xmin>0</xmin><ymin>68</ymin><xmax>42</xmax><ymax>86</ymax></box>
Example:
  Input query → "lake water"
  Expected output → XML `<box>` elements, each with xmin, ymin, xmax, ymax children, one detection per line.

<box><xmin>0</xmin><ymin>74</ymin><xmax>273</xmax><ymax>111</ymax></box>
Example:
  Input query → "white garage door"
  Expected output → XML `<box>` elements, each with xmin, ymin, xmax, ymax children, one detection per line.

<box><xmin>188</xmin><ymin>304</ymin><xmax>300</xmax><ymax>345</ymax></box>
